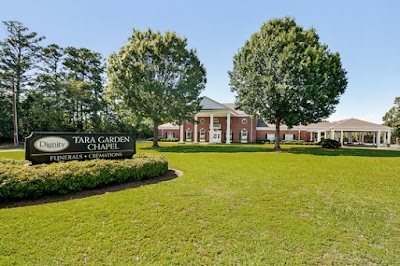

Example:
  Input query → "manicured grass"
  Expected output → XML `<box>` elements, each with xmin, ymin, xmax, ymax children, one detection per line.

<box><xmin>0</xmin><ymin>151</ymin><xmax>24</xmax><ymax>160</ymax></box>
<box><xmin>0</xmin><ymin>143</ymin><xmax>399</xmax><ymax>265</ymax></box>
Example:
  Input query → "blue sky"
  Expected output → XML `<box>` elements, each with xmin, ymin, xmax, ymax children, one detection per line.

<box><xmin>1</xmin><ymin>0</ymin><xmax>399</xmax><ymax>123</ymax></box>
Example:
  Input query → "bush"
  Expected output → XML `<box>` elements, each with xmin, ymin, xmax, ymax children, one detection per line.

<box><xmin>318</xmin><ymin>139</ymin><xmax>341</xmax><ymax>149</ymax></box>
<box><xmin>148</xmin><ymin>137</ymin><xmax>179</xmax><ymax>142</ymax></box>
<box><xmin>0</xmin><ymin>154</ymin><xmax>168</xmax><ymax>201</ymax></box>
<box><xmin>280</xmin><ymin>140</ymin><xmax>319</xmax><ymax>145</ymax></box>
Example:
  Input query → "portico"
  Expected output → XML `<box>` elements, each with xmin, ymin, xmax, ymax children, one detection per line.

<box><xmin>179</xmin><ymin>97</ymin><xmax>236</xmax><ymax>144</ymax></box>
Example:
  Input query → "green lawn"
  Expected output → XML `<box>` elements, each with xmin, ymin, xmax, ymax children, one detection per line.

<box><xmin>1</xmin><ymin>143</ymin><xmax>399</xmax><ymax>265</ymax></box>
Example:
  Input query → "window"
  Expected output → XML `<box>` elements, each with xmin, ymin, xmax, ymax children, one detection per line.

<box><xmin>284</xmin><ymin>134</ymin><xmax>294</xmax><ymax>141</ymax></box>
<box><xmin>241</xmin><ymin>118</ymin><xmax>248</xmax><ymax>124</ymax></box>
<box><xmin>240</xmin><ymin>128</ymin><xmax>248</xmax><ymax>143</ymax></box>
<box><xmin>199</xmin><ymin>128</ymin><xmax>206</xmax><ymax>140</ymax></box>
<box><xmin>213</xmin><ymin>118</ymin><xmax>219</xmax><ymax>125</ymax></box>
<box><xmin>167</xmin><ymin>132</ymin><xmax>174</xmax><ymax>139</ymax></box>
<box><xmin>225</xmin><ymin>131</ymin><xmax>233</xmax><ymax>141</ymax></box>
<box><xmin>186</xmin><ymin>128</ymin><xmax>192</xmax><ymax>141</ymax></box>
<box><xmin>266</xmin><ymin>134</ymin><xmax>275</xmax><ymax>142</ymax></box>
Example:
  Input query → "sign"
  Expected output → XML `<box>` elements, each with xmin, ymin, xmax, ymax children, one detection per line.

<box><xmin>25</xmin><ymin>132</ymin><xmax>136</xmax><ymax>164</ymax></box>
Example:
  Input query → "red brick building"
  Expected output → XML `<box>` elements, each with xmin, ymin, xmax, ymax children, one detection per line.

<box><xmin>158</xmin><ymin>97</ymin><xmax>392</xmax><ymax>145</ymax></box>
<box><xmin>158</xmin><ymin>96</ymin><xmax>310</xmax><ymax>144</ymax></box>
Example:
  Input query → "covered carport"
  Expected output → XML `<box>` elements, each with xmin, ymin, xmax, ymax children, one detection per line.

<box><xmin>307</xmin><ymin>118</ymin><xmax>392</xmax><ymax>147</ymax></box>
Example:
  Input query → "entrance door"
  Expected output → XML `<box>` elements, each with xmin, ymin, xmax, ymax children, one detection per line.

<box><xmin>212</xmin><ymin>130</ymin><xmax>222</xmax><ymax>143</ymax></box>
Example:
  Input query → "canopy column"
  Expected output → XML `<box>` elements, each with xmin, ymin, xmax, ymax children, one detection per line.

<box><xmin>377</xmin><ymin>131</ymin><xmax>381</xmax><ymax>147</ymax></box>
<box><xmin>340</xmin><ymin>130</ymin><xmax>344</xmax><ymax>145</ymax></box>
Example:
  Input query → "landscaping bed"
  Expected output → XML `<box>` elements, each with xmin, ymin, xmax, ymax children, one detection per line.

<box><xmin>0</xmin><ymin>154</ymin><xmax>168</xmax><ymax>201</ymax></box>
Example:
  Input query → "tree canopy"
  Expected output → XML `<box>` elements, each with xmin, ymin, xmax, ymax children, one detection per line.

<box><xmin>0</xmin><ymin>21</ymin><xmax>45</xmax><ymax>144</ymax></box>
<box><xmin>0</xmin><ymin>21</ymin><xmax>128</xmax><ymax>143</ymax></box>
<box><xmin>106</xmin><ymin>29</ymin><xmax>206</xmax><ymax>147</ymax></box>
<box><xmin>229</xmin><ymin>17</ymin><xmax>348</xmax><ymax>150</ymax></box>
<box><xmin>383</xmin><ymin>97</ymin><xmax>400</xmax><ymax>143</ymax></box>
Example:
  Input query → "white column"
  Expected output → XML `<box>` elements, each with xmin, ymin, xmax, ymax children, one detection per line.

<box><xmin>340</xmin><ymin>130</ymin><xmax>344</xmax><ymax>145</ymax></box>
<box><xmin>317</xmin><ymin>131</ymin><xmax>321</xmax><ymax>142</ymax></box>
<box><xmin>226</xmin><ymin>112</ymin><xmax>231</xmax><ymax>144</ymax></box>
<box><xmin>388</xmin><ymin>130</ymin><xmax>391</xmax><ymax>146</ymax></box>
<box><xmin>373</xmin><ymin>132</ymin><xmax>376</xmax><ymax>145</ymax></box>
<box><xmin>209</xmin><ymin>113</ymin><xmax>214</xmax><ymax>144</ymax></box>
<box><xmin>361</xmin><ymin>132</ymin><xmax>364</xmax><ymax>144</ymax></box>
<box><xmin>298</xmin><ymin>130</ymin><xmax>301</xmax><ymax>141</ymax></box>
<box><xmin>193</xmin><ymin>115</ymin><xmax>198</xmax><ymax>144</ymax></box>
<box><xmin>331</xmin><ymin>130</ymin><xmax>335</xmax><ymax>140</ymax></box>
<box><xmin>383</xmin><ymin>132</ymin><xmax>387</xmax><ymax>145</ymax></box>
<box><xmin>324</xmin><ymin>131</ymin><xmax>327</xmax><ymax>140</ymax></box>
<box><xmin>377</xmin><ymin>131</ymin><xmax>381</xmax><ymax>147</ymax></box>
<box><xmin>179</xmin><ymin>124</ymin><xmax>184</xmax><ymax>143</ymax></box>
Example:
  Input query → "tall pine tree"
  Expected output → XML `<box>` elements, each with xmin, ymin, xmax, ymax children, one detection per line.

<box><xmin>0</xmin><ymin>21</ymin><xmax>44</xmax><ymax>144</ymax></box>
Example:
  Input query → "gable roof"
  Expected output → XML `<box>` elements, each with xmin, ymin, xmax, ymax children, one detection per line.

<box><xmin>222</xmin><ymin>103</ymin><xmax>247</xmax><ymax>115</ymax></box>
<box><xmin>307</xmin><ymin>118</ymin><xmax>390</xmax><ymax>131</ymax></box>
<box><xmin>200</xmin><ymin>96</ymin><xmax>230</xmax><ymax>110</ymax></box>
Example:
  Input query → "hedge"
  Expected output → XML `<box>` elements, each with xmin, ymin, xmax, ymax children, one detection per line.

<box><xmin>148</xmin><ymin>137</ymin><xmax>179</xmax><ymax>142</ymax></box>
<box><xmin>257</xmin><ymin>140</ymin><xmax>319</xmax><ymax>145</ymax></box>
<box><xmin>0</xmin><ymin>154</ymin><xmax>168</xmax><ymax>201</ymax></box>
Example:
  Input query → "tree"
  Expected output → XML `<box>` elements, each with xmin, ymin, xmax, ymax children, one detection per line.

<box><xmin>229</xmin><ymin>17</ymin><xmax>347</xmax><ymax>150</ymax></box>
<box><xmin>20</xmin><ymin>44</ymin><xmax>65</xmax><ymax>133</ymax></box>
<box><xmin>383</xmin><ymin>97</ymin><xmax>400</xmax><ymax>143</ymax></box>
<box><xmin>63</xmin><ymin>47</ymin><xmax>106</xmax><ymax>132</ymax></box>
<box><xmin>107</xmin><ymin>29</ymin><xmax>206</xmax><ymax>147</ymax></box>
<box><xmin>0</xmin><ymin>21</ymin><xmax>45</xmax><ymax>145</ymax></box>
<box><xmin>0</xmin><ymin>91</ymin><xmax>13</xmax><ymax>141</ymax></box>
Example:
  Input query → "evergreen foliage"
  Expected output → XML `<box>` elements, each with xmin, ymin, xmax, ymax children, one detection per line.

<box><xmin>383</xmin><ymin>97</ymin><xmax>400</xmax><ymax>143</ymax></box>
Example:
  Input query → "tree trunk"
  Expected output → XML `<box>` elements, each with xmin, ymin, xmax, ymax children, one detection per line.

<box><xmin>152</xmin><ymin>124</ymin><xmax>159</xmax><ymax>148</ymax></box>
<box><xmin>12</xmin><ymin>80</ymin><xmax>19</xmax><ymax>146</ymax></box>
<box><xmin>274</xmin><ymin>119</ymin><xmax>281</xmax><ymax>151</ymax></box>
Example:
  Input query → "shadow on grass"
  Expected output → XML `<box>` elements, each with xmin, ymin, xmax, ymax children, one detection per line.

<box><xmin>0</xmin><ymin>169</ymin><xmax>182</xmax><ymax>209</ymax></box>
<box><xmin>154</xmin><ymin>144</ymin><xmax>400</xmax><ymax>158</ymax></box>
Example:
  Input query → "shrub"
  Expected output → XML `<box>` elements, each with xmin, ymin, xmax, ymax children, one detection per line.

<box><xmin>318</xmin><ymin>139</ymin><xmax>341</xmax><ymax>149</ymax></box>
<box><xmin>148</xmin><ymin>137</ymin><xmax>179</xmax><ymax>142</ymax></box>
<box><xmin>0</xmin><ymin>154</ymin><xmax>168</xmax><ymax>201</ymax></box>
